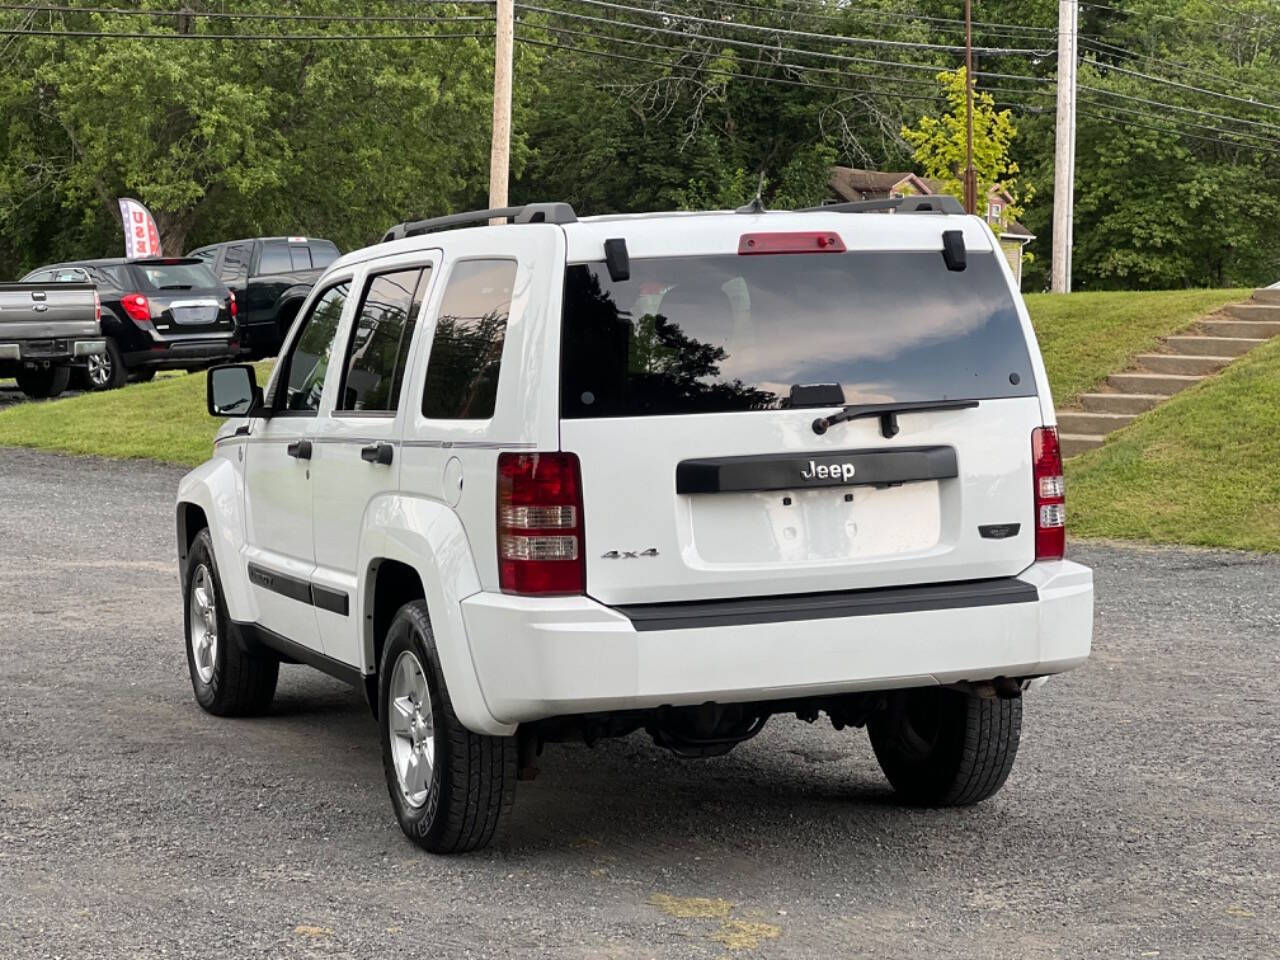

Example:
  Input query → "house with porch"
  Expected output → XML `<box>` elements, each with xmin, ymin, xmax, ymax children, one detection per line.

<box><xmin>826</xmin><ymin>166</ymin><xmax>1034</xmax><ymax>288</ymax></box>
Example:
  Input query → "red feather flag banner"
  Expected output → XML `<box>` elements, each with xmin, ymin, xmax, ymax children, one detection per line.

<box><xmin>117</xmin><ymin>198</ymin><xmax>162</xmax><ymax>258</ymax></box>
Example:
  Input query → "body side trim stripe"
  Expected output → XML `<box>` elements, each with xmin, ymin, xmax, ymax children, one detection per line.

<box><xmin>247</xmin><ymin>562</ymin><xmax>350</xmax><ymax>617</ymax></box>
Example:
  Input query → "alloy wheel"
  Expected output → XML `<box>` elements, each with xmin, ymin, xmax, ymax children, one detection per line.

<box><xmin>388</xmin><ymin>650</ymin><xmax>435</xmax><ymax>808</ymax></box>
<box><xmin>188</xmin><ymin>564</ymin><xmax>218</xmax><ymax>684</ymax></box>
<box><xmin>86</xmin><ymin>352</ymin><xmax>112</xmax><ymax>388</ymax></box>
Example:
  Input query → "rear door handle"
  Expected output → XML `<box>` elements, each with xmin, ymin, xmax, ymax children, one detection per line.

<box><xmin>286</xmin><ymin>439</ymin><xmax>312</xmax><ymax>460</ymax></box>
<box><xmin>361</xmin><ymin>442</ymin><xmax>394</xmax><ymax>466</ymax></box>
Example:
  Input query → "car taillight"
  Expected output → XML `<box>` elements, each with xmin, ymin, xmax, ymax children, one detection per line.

<box><xmin>121</xmin><ymin>293</ymin><xmax>151</xmax><ymax>325</ymax></box>
<box><xmin>497</xmin><ymin>452</ymin><xmax>585</xmax><ymax>595</ymax></box>
<box><xmin>738</xmin><ymin>231</ymin><xmax>845</xmax><ymax>254</ymax></box>
<box><xmin>1032</xmin><ymin>426</ymin><xmax>1066</xmax><ymax>561</ymax></box>
<box><xmin>93</xmin><ymin>289</ymin><xmax>101</xmax><ymax>325</ymax></box>
<box><xmin>228</xmin><ymin>289</ymin><xmax>238</xmax><ymax>318</ymax></box>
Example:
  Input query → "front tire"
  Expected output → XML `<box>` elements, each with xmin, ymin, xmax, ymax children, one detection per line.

<box><xmin>15</xmin><ymin>365</ymin><xmax>70</xmax><ymax>399</ymax></box>
<box><xmin>379</xmin><ymin>600</ymin><xmax>516</xmax><ymax>854</ymax></box>
<box><xmin>86</xmin><ymin>337</ymin><xmax>127</xmax><ymax>391</ymax></box>
<box><xmin>183</xmin><ymin>529</ymin><xmax>278</xmax><ymax>716</ymax></box>
<box><xmin>868</xmin><ymin>687</ymin><xmax>1021</xmax><ymax>806</ymax></box>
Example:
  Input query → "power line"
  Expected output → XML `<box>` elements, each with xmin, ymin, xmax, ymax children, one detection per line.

<box><xmin>0</xmin><ymin>1</ymin><xmax>497</xmax><ymax>19</ymax></box>
<box><xmin>0</xmin><ymin>26</ymin><xmax>495</xmax><ymax>41</ymax></box>
<box><xmin>525</xmin><ymin>18</ymin><xmax>947</xmax><ymax>92</ymax></box>
<box><xmin>515</xmin><ymin>30</ymin><xmax>947</xmax><ymax>102</ymax></box>
<box><xmin>1083</xmin><ymin>56</ymin><xmax>1280</xmax><ymax>114</ymax></box>
<box><xmin>541</xmin><ymin>0</ymin><xmax>1053</xmax><ymax>56</ymax></box>
<box><xmin>648</xmin><ymin>0</ymin><xmax>1058</xmax><ymax>42</ymax></box>
<box><xmin>516</xmin><ymin>3</ymin><xmax>969</xmax><ymax>75</ymax></box>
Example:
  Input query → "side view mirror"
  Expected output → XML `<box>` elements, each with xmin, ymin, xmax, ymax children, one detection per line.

<box><xmin>207</xmin><ymin>363</ymin><xmax>263</xmax><ymax>418</ymax></box>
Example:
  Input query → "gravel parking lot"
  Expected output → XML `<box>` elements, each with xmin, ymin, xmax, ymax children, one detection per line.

<box><xmin>1</xmin><ymin>445</ymin><xmax>1276</xmax><ymax>959</ymax></box>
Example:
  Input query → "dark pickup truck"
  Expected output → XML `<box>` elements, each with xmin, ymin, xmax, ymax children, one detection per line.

<box><xmin>187</xmin><ymin>236</ymin><xmax>339</xmax><ymax>359</ymax></box>
<box><xmin>0</xmin><ymin>281</ymin><xmax>105</xmax><ymax>398</ymax></box>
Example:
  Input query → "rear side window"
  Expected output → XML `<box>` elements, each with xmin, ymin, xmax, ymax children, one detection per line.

<box><xmin>218</xmin><ymin>243</ymin><xmax>251</xmax><ymax>283</ymax></box>
<box><xmin>278</xmin><ymin>282</ymin><xmax>350</xmax><ymax>413</ymax></box>
<box><xmin>310</xmin><ymin>241</ymin><xmax>339</xmax><ymax>269</ymax></box>
<box><xmin>258</xmin><ymin>242</ymin><xmax>293</xmax><ymax>275</ymax></box>
<box><xmin>560</xmin><ymin>250</ymin><xmax>1035</xmax><ymax>419</ymax></box>
<box><xmin>337</xmin><ymin>267</ymin><xmax>431</xmax><ymax>413</ymax></box>
<box><xmin>131</xmin><ymin>261</ymin><xmax>221</xmax><ymax>291</ymax></box>
<box><xmin>421</xmin><ymin>259</ymin><xmax>516</xmax><ymax>420</ymax></box>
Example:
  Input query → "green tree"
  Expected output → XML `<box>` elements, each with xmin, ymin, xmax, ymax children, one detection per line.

<box><xmin>900</xmin><ymin>67</ymin><xmax>1030</xmax><ymax>226</ymax></box>
<box><xmin>0</xmin><ymin>1</ymin><xmax>518</xmax><ymax>270</ymax></box>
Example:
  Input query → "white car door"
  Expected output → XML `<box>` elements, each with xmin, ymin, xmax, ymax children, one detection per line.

<box><xmin>243</xmin><ymin>277</ymin><xmax>352</xmax><ymax>647</ymax></box>
<box><xmin>309</xmin><ymin>252</ymin><xmax>440</xmax><ymax>667</ymax></box>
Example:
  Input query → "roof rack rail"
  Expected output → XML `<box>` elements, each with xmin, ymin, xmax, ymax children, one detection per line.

<box><xmin>796</xmin><ymin>195</ymin><xmax>966</xmax><ymax>216</ymax></box>
<box><xmin>381</xmin><ymin>202</ymin><xmax>577</xmax><ymax>243</ymax></box>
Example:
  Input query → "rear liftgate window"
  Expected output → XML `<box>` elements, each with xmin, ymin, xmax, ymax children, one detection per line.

<box><xmin>560</xmin><ymin>249</ymin><xmax>1035</xmax><ymax>418</ymax></box>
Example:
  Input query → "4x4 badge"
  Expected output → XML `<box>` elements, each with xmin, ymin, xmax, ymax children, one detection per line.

<box><xmin>601</xmin><ymin>548</ymin><xmax>660</xmax><ymax>559</ymax></box>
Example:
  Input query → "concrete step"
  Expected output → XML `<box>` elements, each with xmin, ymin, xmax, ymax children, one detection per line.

<box><xmin>1060</xmin><ymin>434</ymin><xmax>1105</xmax><ymax>458</ymax></box>
<box><xmin>1108</xmin><ymin>372</ymin><xmax>1202</xmax><ymax>395</ymax></box>
<box><xmin>1251</xmin><ymin>287</ymin><xmax>1280</xmax><ymax>305</ymax></box>
<box><xmin>1201</xmin><ymin>317</ymin><xmax>1280</xmax><ymax>338</ymax></box>
<box><xmin>1165</xmin><ymin>335</ymin><xmax>1263</xmax><ymax>357</ymax></box>
<box><xmin>1221</xmin><ymin>302</ymin><xmax>1280</xmax><ymax>325</ymax></box>
<box><xmin>1134</xmin><ymin>353</ymin><xmax>1233</xmax><ymax>376</ymax></box>
<box><xmin>1079</xmin><ymin>392</ymin><xmax>1166</xmax><ymax>415</ymax></box>
<box><xmin>1057</xmin><ymin>411</ymin><xmax>1136</xmax><ymax>435</ymax></box>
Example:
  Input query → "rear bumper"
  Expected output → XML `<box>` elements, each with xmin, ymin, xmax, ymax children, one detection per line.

<box><xmin>460</xmin><ymin>561</ymin><xmax>1093</xmax><ymax>725</ymax></box>
<box><xmin>125</xmin><ymin>337</ymin><xmax>237</xmax><ymax>369</ymax></box>
<box><xmin>0</xmin><ymin>339</ymin><xmax>105</xmax><ymax>362</ymax></box>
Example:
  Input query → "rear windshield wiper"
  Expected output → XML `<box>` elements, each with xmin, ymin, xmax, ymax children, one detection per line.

<box><xmin>812</xmin><ymin>399</ymin><xmax>980</xmax><ymax>438</ymax></box>
<box><xmin>159</xmin><ymin>284</ymin><xmax>193</xmax><ymax>290</ymax></box>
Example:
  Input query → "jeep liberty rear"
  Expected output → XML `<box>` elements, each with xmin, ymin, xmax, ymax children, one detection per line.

<box><xmin>179</xmin><ymin>199</ymin><xmax>1093</xmax><ymax>854</ymax></box>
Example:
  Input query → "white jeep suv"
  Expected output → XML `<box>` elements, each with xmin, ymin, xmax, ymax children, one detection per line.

<box><xmin>177</xmin><ymin>198</ymin><xmax>1093</xmax><ymax>854</ymax></box>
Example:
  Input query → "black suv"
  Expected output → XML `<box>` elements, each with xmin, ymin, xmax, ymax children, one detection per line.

<box><xmin>186</xmin><ymin>236</ymin><xmax>339</xmax><ymax>359</ymax></box>
<box><xmin>21</xmin><ymin>258</ymin><xmax>239</xmax><ymax>390</ymax></box>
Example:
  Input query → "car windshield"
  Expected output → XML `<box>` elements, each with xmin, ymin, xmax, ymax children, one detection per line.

<box><xmin>560</xmin><ymin>249</ymin><xmax>1036</xmax><ymax>419</ymax></box>
<box><xmin>132</xmin><ymin>261</ymin><xmax>221</xmax><ymax>291</ymax></box>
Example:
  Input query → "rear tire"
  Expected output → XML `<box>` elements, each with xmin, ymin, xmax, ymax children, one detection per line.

<box><xmin>15</xmin><ymin>365</ymin><xmax>70</xmax><ymax>399</ymax></box>
<box><xmin>183</xmin><ymin>529</ymin><xmax>278</xmax><ymax>716</ymax></box>
<box><xmin>379</xmin><ymin>600</ymin><xmax>516</xmax><ymax>854</ymax></box>
<box><xmin>86</xmin><ymin>337</ymin><xmax>127</xmax><ymax>391</ymax></box>
<box><xmin>868</xmin><ymin>687</ymin><xmax>1021</xmax><ymax>806</ymax></box>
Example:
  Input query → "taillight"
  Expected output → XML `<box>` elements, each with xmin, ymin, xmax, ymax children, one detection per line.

<box><xmin>497</xmin><ymin>452</ymin><xmax>585</xmax><ymax>595</ymax></box>
<box><xmin>1032</xmin><ymin>426</ymin><xmax>1066</xmax><ymax>561</ymax></box>
<box><xmin>228</xmin><ymin>289</ymin><xmax>238</xmax><ymax>318</ymax></box>
<box><xmin>739</xmin><ymin>231</ymin><xmax>845</xmax><ymax>254</ymax></box>
<box><xmin>93</xmin><ymin>289</ymin><xmax>101</xmax><ymax>325</ymax></box>
<box><xmin>121</xmin><ymin>293</ymin><xmax>151</xmax><ymax>325</ymax></box>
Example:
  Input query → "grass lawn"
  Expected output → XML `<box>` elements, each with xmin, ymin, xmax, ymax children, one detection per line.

<box><xmin>1024</xmin><ymin>288</ymin><xmax>1248</xmax><ymax>406</ymax></box>
<box><xmin>0</xmin><ymin>364</ymin><xmax>270</xmax><ymax>468</ymax></box>
<box><xmin>1065</xmin><ymin>334</ymin><xmax>1280</xmax><ymax>552</ymax></box>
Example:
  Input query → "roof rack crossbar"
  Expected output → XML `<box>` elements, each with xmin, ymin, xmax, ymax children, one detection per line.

<box><xmin>382</xmin><ymin>202</ymin><xmax>577</xmax><ymax>243</ymax></box>
<box><xmin>796</xmin><ymin>195</ymin><xmax>966</xmax><ymax>216</ymax></box>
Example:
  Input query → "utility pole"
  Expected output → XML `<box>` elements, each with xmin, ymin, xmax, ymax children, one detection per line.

<box><xmin>489</xmin><ymin>0</ymin><xmax>514</xmax><ymax>218</ymax></box>
<box><xmin>962</xmin><ymin>0</ymin><xmax>977</xmax><ymax>215</ymax></box>
<box><xmin>1051</xmin><ymin>0</ymin><xmax>1078</xmax><ymax>293</ymax></box>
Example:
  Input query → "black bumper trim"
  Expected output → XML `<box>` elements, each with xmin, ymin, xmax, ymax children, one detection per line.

<box><xmin>613</xmin><ymin>576</ymin><xmax>1038</xmax><ymax>631</ymax></box>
